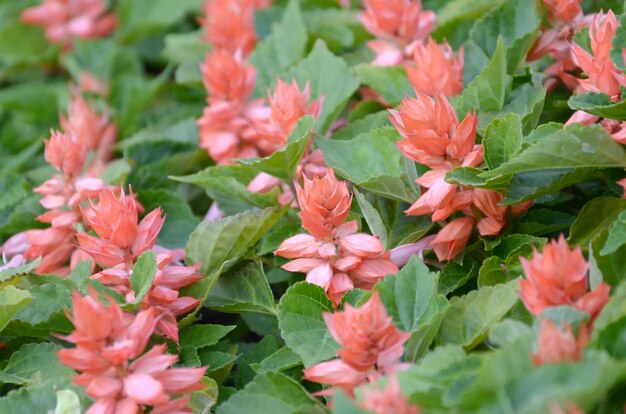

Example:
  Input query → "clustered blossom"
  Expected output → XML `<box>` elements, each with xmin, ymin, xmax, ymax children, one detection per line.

<box><xmin>360</xmin><ymin>0</ymin><xmax>435</xmax><ymax>66</ymax></box>
<box><xmin>360</xmin><ymin>378</ymin><xmax>422</xmax><ymax>414</ymax></box>
<box><xmin>77</xmin><ymin>187</ymin><xmax>202</xmax><ymax>342</ymax></box>
<box><xmin>57</xmin><ymin>291</ymin><xmax>206</xmax><ymax>414</ymax></box>
<box><xmin>276</xmin><ymin>170</ymin><xmax>398</xmax><ymax>305</ymax></box>
<box><xmin>564</xmin><ymin>11</ymin><xmax>626</xmax><ymax>143</ymax></box>
<box><xmin>21</xmin><ymin>0</ymin><xmax>116</xmax><ymax>49</ymax></box>
<box><xmin>303</xmin><ymin>292</ymin><xmax>409</xmax><ymax>395</ymax></box>
<box><xmin>532</xmin><ymin>319</ymin><xmax>588</xmax><ymax>366</ymax></box>
<box><xmin>520</xmin><ymin>236</ymin><xmax>612</xmax><ymax>367</ymax></box>
<box><xmin>405</xmin><ymin>38</ymin><xmax>464</xmax><ymax>97</ymax></box>
<box><xmin>519</xmin><ymin>235</ymin><xmax>610</xmax><ymax>320</ymax></box>
<box><xmin>390</xmin><ymin>91</ymin><xmax>530</xmax><ymax>261</ymax></box>
<box><xmin>528</xmin><ymin>0</ymin><xmax>591</xmax><ymax>92</ymax></box>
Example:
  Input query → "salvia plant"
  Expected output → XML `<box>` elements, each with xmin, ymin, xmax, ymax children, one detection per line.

<box><xmin>3</xmin><ymin>0</ymin><xmax>626</xmax><ymax>413</ymax></box>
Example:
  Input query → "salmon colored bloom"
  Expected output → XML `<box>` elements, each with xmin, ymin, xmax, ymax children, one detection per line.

<box><xmin>21</xmin><ymin>0</ymin><xmax>116</xmax><ymax>48</ymax></box>
<box><xmin>406</xmin><ymin>39</ymin><xmax>464</xmax><ymax>97</ymax></box>
<box><xmin>360</xmin><ymin>377</ymin><xmax>421</xmax><ymax>414</ymax></box>
<box><xmin>60</xmin><ymin>94</ymin><xmax>116</xmax><ymax>175</ymax></box>
<box><xmin>571</xmin><ymin>11</ymin><xmax>626</xmax><ymax>100</ymax></box>
<box><xmin>201</xmin><ymin>50</ymin><xmax>255</xmax><ymax>104</ymax></box>
<box><xmin>79</xmin><ymin>71</ymin><xmax>109</xmax><ymax>96</ymax></box>
<box><xmin>267</xmin><ymin>79</ymin><xmax>323</xmax><ymax>140</ymax></box>
<box><xmin>390</xmin><ymin>92</ymin><xmax>481</xmax><ymax>170</ymax></box>
<box><xmin>519</xmin><ymin>235</ymin><xmax>611</xmax><ymax>319</ymax></box>
<box><xmin>618</xmin><ymin>178</ymin><xmax>626</xmax><ymax>197</ymax></box>
<box><xmin>201</xmin><ymin>0</ymin><xmax>258</xmax><ymax>55</ymax></box>
<box><xmin>57</xmin><ymin>292</ymin><xmax>206</xmax><ymax>414</ymax></box>
<box><xmin>361</xmin><ymin>0</ymin><xmax>435</xmax><ymax>66</ymax></box>
<box><xmin>303</xmin><ymin>292</ymin><xmax>409</xmax><ymax>395</ymax></box>
<box><xmin>44</xmin><ymin>130</ymin><xmax>87</xmax><ymax>178</ymax></box>
<box><xmin>532</xmin><ymin>319</ymin><xmax>588</xmax><ymax>366</ymax></box>
<box><xmin>549</xmin><ymin>402</ymin><xmax>586</xmax><ymax>414</ymax></box>
<box><xmin>276</xmin><ymin>170</ymin><xmax>397</xmax><ymax>304</ymax></box>
<box><xmin>431</xmin><ymin>217</ymin><xmax>474</xmax><ymax>262</ymax></box>
<box><xmin>544</xmin><ymin>0</ymin><xmax>582</xmax><ymax>24</ymax></box>
<box><xmin>295</xmin><ymin>169</ymin><xmax>352</xmax><ymax>239</ymax></box>
<box><xmin>80</xmin><ymin>188</ymin><xmax>163</xmax><ymax>262</ymax></box>
<box><xmin>92</xmin><ymin>253</ymin><xmax>203</xmax><ymax>342</ymax></box>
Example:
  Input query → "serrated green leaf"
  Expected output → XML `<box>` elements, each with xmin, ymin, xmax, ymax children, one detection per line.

<box><xmin>282</xmin><ymin>40</ymin><xmax>360</xmax><ymax>133</ymax></box>
<box><xmin>0</xmin><ymin>258</ymin><xmax>40</xmax><ymax>289</ymax></box>
<box><xmin>482</xmin><ymin>124</ymin><xmax>626</xmax><ymax>178</ymax></box>
<box><xmin>179</xmin><ymin>324</ymin><xmax>236</xmax><ymax>349</ymax></box>
<box><xmin>237</xmin><ymin>116</ymin><xmax>315</xmax><ymax>181</ymax></box>
<box><xmin>1</xmin><ymin>342</ymin><xmax>74</xmax><ymax>386</ymax></box>
<box><xmin>205</xmin><ymin>260</ymin><xmax>277</xmax><ymax>315</ymax></box>
<box><xmin>277</xmin><ymin>282</ymin><xmax>339</xmax><ymax>367</ymax></box>
<box><xmin>502</xmin><ymin>168</ymin><xmax>597</xmax><ymax>205</ymax></box>
<box><xmin>216</xmin><ymin>372</ymin><xmax>326</xmax><ymax>414</ymax></box>
<box><xmin>130</xmin><ymin>250</ymin><xmax>157</xmax><ymax>304</ymax></box>
<box><xmin>250</xmin><ymin>347</ymin><xmax>302</xmax><ymax>374</ymax></box>
<box><xmin>601</xmin><ymin>210</ymin><xmax>626</xmax><ymax>255</ymax></box>
<box><xmin>250</xmin><ymin>0</ymin><xmax>308</xmax><ymax>97</ymax></box>
<box><xmin>0</xmin><ymin>286</ymin><xmax>32</xmax><ymax>333</ymax></box>
<box><xmin>568</xmin><ymin>92</ymin><xmax>626</xmax><ymax>121</ymax></box>
<box><xmin>353</xmin><ymin>64</ymin><xmax>412</xmax><ymax>106</ymax></box>
<box><xmin>439</xmin><ymin>280</ymin><xmax>520</xmax><ymax>349</ymax></box>
<box><xmin>186</xmin><ymin>206</ymin><xmax>287</xmax><ymax>276</ymax></box>
<box><xmin>483</xmin><ymin>113</ymin><xmax>523</xmax><ymax>169</ymax></box>
<box><xmin>569</xmin><ymin>197</ymin><xmax>626</xmax><ymax>247</ymax></box>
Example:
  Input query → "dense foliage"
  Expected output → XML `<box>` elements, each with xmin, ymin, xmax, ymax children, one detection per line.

<box><xmin>3</xmin><ymin>0</ymin><xmax>626</xmax><ymax>413</ymax></box>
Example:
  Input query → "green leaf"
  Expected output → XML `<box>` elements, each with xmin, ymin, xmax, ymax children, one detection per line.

<box><xmin>569</xmin><ymin>197</ymin><xmax>626</xmax><ymax>247</ymax></box>
<box><xmin>179</xmin><ymin>324</ymin><xmax>236</xmax><ymax>349</ymax></box>
<box><xmin>0</xmin><ymin>258</ymin><xmax>40</xmax><ymax>289</ymax></box>
<box><xmin>568</xmin><ymin>92</ymin><xmax>626</xmax><ymax>121</ymax></box>
<box><xmin>162</xmin><ymin>31</ymin><xmax>210</xmax><ymax>64</ymax></box>
<box><xmin>601</xmin><ymin>210</ymin><xmax>626</xmax><ymax>255</ymax></box>
<box><xmin>444</xmin><ymin>167</ymin><xmax>509</xmax><ymax>190</ymax></box>
<box><xmin>477</xmin><ymin>256</ymin><xmax>509</xmax><ymax>287</ymax></box>
<box><xmin>439</xmin><ymin>280</ymin><xmax>520</xmax><ymax>349</ymax></box>
<box><xmin>467</xmin><ymin>0</ymin><xmax>540</xmax><ymax>75</ymax></box>
<box><xmin>453</xmin><ymin>36</ymin><xmax>511</xmax><ymax>115</ymax></box>
<box><xmin>502</xmin><ymin>168</ymin><xmax>597</xmax><ymax>205</ymax></box>
<box><xmin>250</xmin><ymin>347</ymin><xmax>302</xmax><ymax>374</ymax></box>
<box><xmin>0</xmin><ymin>342</ymin><xmax>74</xmax><ymax>386</ymax></box>
<box><xmin>353</xmin><ymin>189</ymin><xmax>389</xmax><ymax>249</ymax></box>
<box><xmin>171</xmin><ymin>165</ymin><xmax>278</xmax><ymax>215</ymax></box>
<box><xmin>517</xmin><ymin>208</ymin><xmax>576</xmax><ymax>236</ymax></box>
<box><xmin>0</xmin><ymin>383</ymin><xmax>65</xmax><ymax>414</ymax></box>
<box><xmin>331</xmin><ymin>111</ymin><xmax>390</xmax><ymax>141</ymax></box>
<box><xmin>0</xmin><ymin>286</ymin><xmax>31</xmax><ymax>333</ymax></box>
<box><xmin>116</xmin><ymin>0</ymin><xmax>201</xmax><ymax>43</ymax></box>
<box><xmin>376</xmin><ymin>257</ymin><xmax>450</xmax><ymax>361</ymax></box>
<box><xmin>483</xmin><ymin>113</ymin><xmax>523</xmax><ymax>169</ymax></box>
<box><xmin>53</xmin><ymin>389</ymin><xmax>81</xmax><ymax>414</ymax></box>
<box><xmin>482</xmin><ymin>124</ymin><xmax>626</xmax><ymax>178</ymax></box>
<box><xmin>136</xmin><ymin>190</ymin><xmax>201</xmax><ymax>249</ymax></box>
<box><xmin>315</xmin><ymin>127</ymin><xmax>415</xmax><ymax>202</ymax></box>
<box><xmin>237</xmin><ymin>116</ymin><xmax>315</xmax><ymax>181</ymax></box>
<box><xmin>488</xmin><ymin>318</ymin><xmax>532</xmax><ymax>347</ymax></box>
<box><xmin>611</xmin><ymin>14</ymin><xmax>626</xmax><ymax>70</ymax></box>
<box><xmin>282</xmin><ymin>40</ymin><xmax>360</xmax><ymax>133</ymax></box>
<box><xmin>186</xmin><ymin>206</ymin><xmax>287</xmax><ymax>276</ymax></box>
<box><xmin>277</xmin><ymin>282</ymin><xmax>339</xmax><ymax>367</ymax></box>
<box><xmin>353</xmin><ymin>65</ymin><xmax>412</xmax><ymax>106</ymax></box>
<box><xmin>250</xmin><ymin>0</ymin><xmax>308</xmax><ymax>97</ymax></box>
<box><xmin>130</xmin><ymin>250</ymin><xmax>157</xmax><ymax>304</ymax></box>
<box><xmin>216</xmin><ymin>372</ymin><xmax>326</xmax><ymax>414</ymax></box>
<box><xmin>439</xmin><ymin>259</ymin><xmax>480</xmax><ymax>296</ymax></box>
<box><xmin>205</xmin><ymin>261</ymin><xmax>277</xmax><ymax>315</ymax></box>
<box><xmin>188</xmin><ymin>377</ymin><xmax>219</xmax><ymax>414</ymax></box>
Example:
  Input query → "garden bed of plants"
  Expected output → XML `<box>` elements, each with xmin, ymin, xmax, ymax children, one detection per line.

<box><xmin>2</xmin><ymin>0</ymin><xmax>626</xmax><ymax>413</ymax></box>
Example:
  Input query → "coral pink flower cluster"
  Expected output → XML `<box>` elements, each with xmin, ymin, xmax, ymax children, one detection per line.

<box><xmin>406</xmin><ymin>38</ymin><xmax>464</xmax><ymax>97</ymax></box>
<box><xmin>21</xmin><ymin>0</ymin><xmax>116</xmax><ymax>49</ymax></box>
<box><xmin>275</xmin><ymin>170</ymin><xmax>398</xmax><ymax>305</ymax></box>
<box><xmin>360</xmin><ymin>0</ymin><xmax>435</xmax><ymax>66</ymax></box>
<box><xmin>77</xmin><ymin>187</ymin><xmax>202</xmax><ymax>342</ymax></box>
<box><xmin>528</xmin><ymin>0</ymin><xmax>591</xmax><ymax>92</ymax></box>
<box><xmin>519</xmin><ymin>235</ymin><xmax>610</xmax><ymax>320</ymax></box>
<box><xmin>520</xmin><ymin>236</ymin><xmax>611</xmax><ymax>366</ymax></box>
<box><xmin>390</xmin><ymin>92</ymin><xmax>530</xmax><ymax>261</ymax></box>
<box><xmin>15</xmin><ymin>95</ymin><xmax>116</xmax><ymax>275</ymax></box>
<box><xmin>565</xmin><ymin>11</ymin><xmax>626</xmax><ymax>143</ymax></box>
<box><xmin>57</xmin><ymin>291</ymin><xmax>206</xmax><ymax>414</ymax></box>
<box><xmin>197</xmin><ymin>1</ymin><xmax>322</xmax><ymax>169</ymax></box>
<box><xmin>303</xmin><ymin>292</ymin><xmax>409</xmax><ymax>395</ymax></box>
<box><xmin>360</xmin><ymin>378</ymin><xmax>421</xmax><ymax>414</ymax></box>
